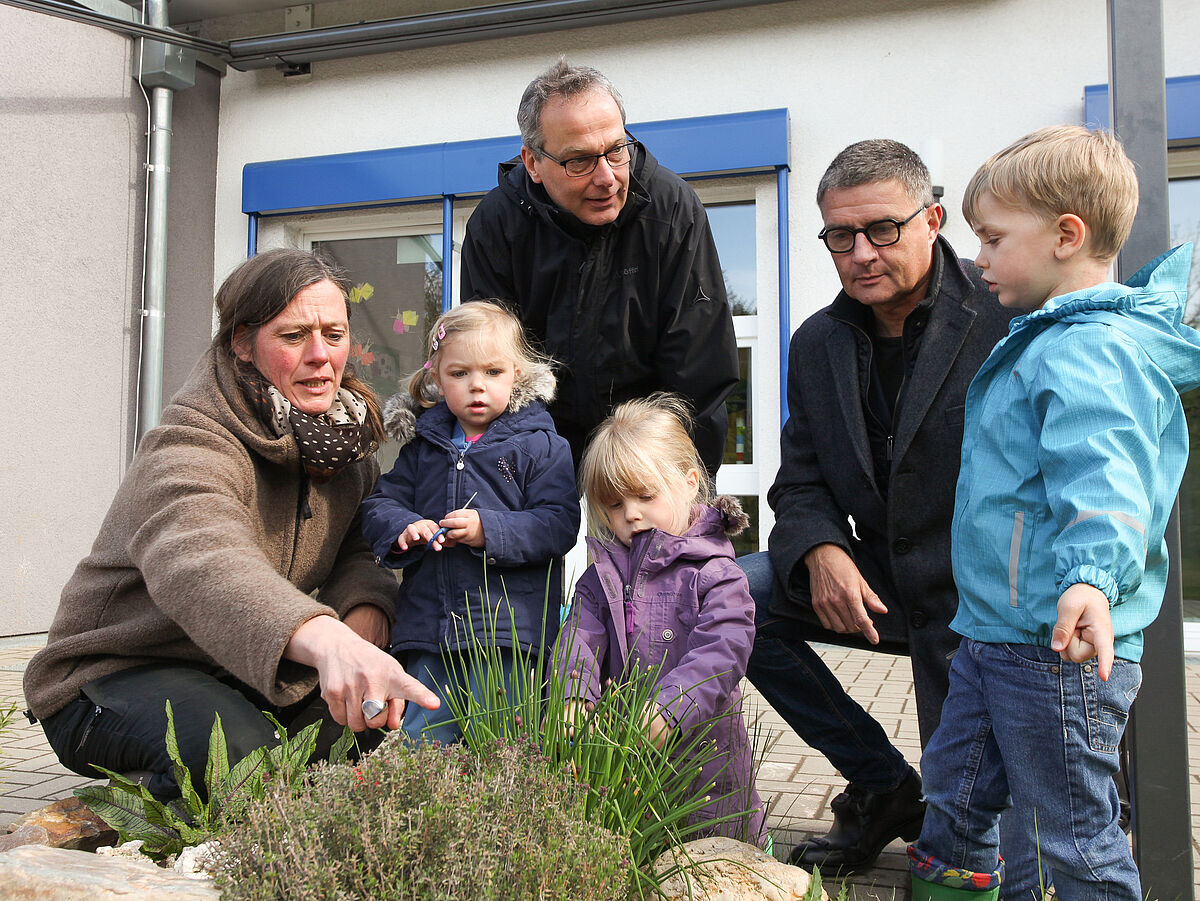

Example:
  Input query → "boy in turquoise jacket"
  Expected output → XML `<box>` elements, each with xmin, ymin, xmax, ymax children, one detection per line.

<box><xmin>908</xmin><ymin>126</ymin><xmax>1200</xmax><ymax>901</ymax></box>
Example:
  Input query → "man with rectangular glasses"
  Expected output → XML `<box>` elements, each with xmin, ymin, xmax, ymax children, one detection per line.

<box><xmin>460</xmin><ymin>59</ymin><xmax>738</xmax><ymax>475</ymax></box>
<box><xmin>740</xmin><ymin>139</ymin><xmax>1029</xmax><ymax>889</ymax></box>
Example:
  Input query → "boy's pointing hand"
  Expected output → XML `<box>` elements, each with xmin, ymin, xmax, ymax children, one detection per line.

<box><xmin>1052</xmin><ymin>582</ymin><xmax>1115</xmax><ymax>681</ymax></box>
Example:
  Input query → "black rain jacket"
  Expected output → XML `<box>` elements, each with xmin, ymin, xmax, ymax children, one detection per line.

<box><xmin>460</xmin><ymin>145</ymin><xmax>739</xmax><ymax>474</ymax></box>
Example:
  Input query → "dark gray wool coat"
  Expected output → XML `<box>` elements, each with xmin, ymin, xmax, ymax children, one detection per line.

<box><xmin>767</xmin><ymin>236</ymin><xmax>1019</xmax><ymax>740</ymax></box>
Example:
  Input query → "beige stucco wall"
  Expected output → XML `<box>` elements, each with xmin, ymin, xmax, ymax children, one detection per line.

<box><xmin>1</xmin><ymin>7</ymin><xmax>143</xmax><ymax>637</ymax></box>
<box><xmin>0</xmin><ymin>7</ymin><xmax>219</xmax><ymax>637</ymax></box>
<box><xmin>165</xmin><ymin>63</ymin><xmax>221</xmax><ymax>402</ymax></box>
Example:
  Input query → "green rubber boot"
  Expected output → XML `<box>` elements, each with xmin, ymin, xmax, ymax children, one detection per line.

<box><xmin>911</xmin><ymin>874</ymin><xmax>1000</xmax><ymax>900</ymax></box>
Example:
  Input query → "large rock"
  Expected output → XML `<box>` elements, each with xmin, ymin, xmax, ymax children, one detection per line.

<box><xmin>6</xmin><ymin>797</ymin><xmax>117</xmax><ymax>852</ymax></box>
<box><xmin>0</xmin><ymin>844</ymin><xmax>220</xmax><ymax>900</ymax></box>
<box><xmin>0</xmin><ymin>825</ymin><xmax>50</xmax><ymax>853</ymax></box>
<box><xmin>654</xmin><ymin>836</ymin><xmax>829</xmax><ymax>901</ymax></box>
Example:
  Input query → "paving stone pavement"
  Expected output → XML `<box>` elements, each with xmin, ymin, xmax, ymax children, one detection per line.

<box><xmin>2</xmin><ymin>637</ymin><xmax>1198</xmax><ymax>900</ymax></box>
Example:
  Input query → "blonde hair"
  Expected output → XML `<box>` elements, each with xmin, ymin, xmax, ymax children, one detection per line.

<box><xmin>406</xmin><ymin>300</ymin><xmax>555</xmax><ymax>409</ymax></box>
<box><xmin>962</xmin><ymin>125</ymin><xmax>1138</xmax><ymax>261</ymax></box>
<box><xmin>579</xmin><ymin>393</ymin><xmax>712</xmax><ymax>542</ymax></box>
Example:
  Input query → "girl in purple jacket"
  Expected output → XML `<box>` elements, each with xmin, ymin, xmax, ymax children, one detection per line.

<box><xmin>554</xmin><ymin>393</ymin><xmax>765</xmax><ymax>845</ymax></box>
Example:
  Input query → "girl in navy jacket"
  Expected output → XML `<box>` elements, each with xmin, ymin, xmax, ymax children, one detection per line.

<box><xmin>362</xmin><ymin>301</ymin><xmax>579</xmax><ymax>743</ymax></box>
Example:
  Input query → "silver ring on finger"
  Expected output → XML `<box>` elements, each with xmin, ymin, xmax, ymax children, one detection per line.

<box><xmin>361</xmin><ymin>698</ymin><xmax>386</xmax><ymax>720</ymax></box>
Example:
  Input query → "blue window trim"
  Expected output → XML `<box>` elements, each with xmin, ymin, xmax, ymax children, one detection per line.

<box><xmin>242</xmin><ymin>107</ymin><xmax>792</xmax><ymax>426</ymax></box>
<box><xmin>1084</xmin><ymin>75</ymin><xmax>1200</xmax><ymax>143</ymax></box>
<box><xmin>242</xmin><ymin>108</ymin><xmax>789</xmax><ymax>215</ymax></box>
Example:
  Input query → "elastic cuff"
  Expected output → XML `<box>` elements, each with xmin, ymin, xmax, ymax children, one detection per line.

<box><xmin>1061</xmin><ymin>564</ymin><xmax>1120</xmax><ymax>607</ymax></box>
<box><xmin>907</xmin><ymin>845</ymin><xmax>1004</xmax><ymax>890</ymax></box>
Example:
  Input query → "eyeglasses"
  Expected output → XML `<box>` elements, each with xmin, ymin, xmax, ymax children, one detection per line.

<box><xmin>817</xmin><ymin>205</ymin><xmax>929</xmax><ymax>253</ymax></box>
<box><xmin>540</xmin><ymin>138</ymin><xmax>640</xmax><ymax>178</ymax></box>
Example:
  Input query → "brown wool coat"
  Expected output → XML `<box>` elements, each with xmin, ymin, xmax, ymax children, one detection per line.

<box><xmin>24</xmin><ymin>347</ymin><xmax>396</xmax><ymax>720</ymax></box>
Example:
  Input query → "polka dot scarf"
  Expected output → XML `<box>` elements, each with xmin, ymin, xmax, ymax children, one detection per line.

<box><xmin>239</xmin><ymin>367</ymin><xmax>377</xmax><ymax>481</ymax></box>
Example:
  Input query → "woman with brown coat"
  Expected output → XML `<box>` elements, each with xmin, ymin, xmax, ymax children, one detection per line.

<box><xmin>24</xmin><ymin>249</ymin><xmax>437</xmax><ymax>801</ymax></box>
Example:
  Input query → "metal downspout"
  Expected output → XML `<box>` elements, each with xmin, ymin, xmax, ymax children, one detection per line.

<box><xmin>1107</xmin><ymin>1</ymin><xmax>1195</xmax><ymax>896</ymax></box>
<box><xmin>136</xmin><ymin>0</ymin><xmax>173</xmax><ymax>441</ymax></box>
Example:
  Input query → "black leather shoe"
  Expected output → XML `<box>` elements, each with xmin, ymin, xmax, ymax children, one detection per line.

<box><xmin>789</xmin><ymin>768</ymin><xmax>925</xmax><ymax>871</ymax></box>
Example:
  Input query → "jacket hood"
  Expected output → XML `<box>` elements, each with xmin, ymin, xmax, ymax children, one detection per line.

<box><xmin>708</xmin><ymin>494</ymin><xmax>750</xmax><ymax>536</ymax></box>
<box><xmin>1020</xmin><ymin>243</ymin><xmax>1200</xmax><ymax>394</ymax></box>
<box><xmin>586</xmin><ymin>495</ymin><xmax>747</xmax><ymax>569</ymax></box>
<box><xmin>382</xmin><ymin>364</ymin><xmax>558</xmax><ymax>447</ymax></box>
<box><xmin>496</xmin><ymin>146</ymin><xmax>655</xmax><ymax>235</ymax></box>
<box><xmin>170</xmin><ymin>346</ymin><xmax>297</xmax><ymax>468</ymax></box>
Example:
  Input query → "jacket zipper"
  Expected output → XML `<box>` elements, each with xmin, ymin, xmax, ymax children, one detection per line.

<box><xmin>442</xmin><ymin>442</ymin><xmax>469</xmax><ymax>644</ymax></box>
<box><xmin>573</xmin><ymin>242</ymin><xmax>602</xmax><ymax>415</ymax></box>
<box><xmin>622</xmin><ymin>531</ymin><xmax>655</xmax><ymax>638</ymax></box>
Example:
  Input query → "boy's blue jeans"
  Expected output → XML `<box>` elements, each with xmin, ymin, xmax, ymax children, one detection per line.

<box><xmin>913</xmin><ymin>639</ymin><xmax>1141</xmax><ymax>901</ymax></box>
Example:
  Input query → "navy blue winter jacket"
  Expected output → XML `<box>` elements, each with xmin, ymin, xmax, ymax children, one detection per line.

<box><xmin>361</xmin><ymin>398</ymin><xmax>580</xmax><ymax>655</ymax></box>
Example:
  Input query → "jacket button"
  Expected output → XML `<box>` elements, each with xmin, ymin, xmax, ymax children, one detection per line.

<box><xmin>910</xmin><ymin>610</ymin><xmax>928</xmax><ymax>629</ymax></box>
<box><xmin>893</xmin><ymin>538</ymin><xmax>912</xmax><ymax>555</ymax></box>
<box><xmin>487</xmin><ymin>557</ymin><xmax>497</xmax><ymax>565</ymax></box>
<box><xmin>662</xmin><ymin>628</ymin><xmax>675</xmax><ymax>642</ymax></box>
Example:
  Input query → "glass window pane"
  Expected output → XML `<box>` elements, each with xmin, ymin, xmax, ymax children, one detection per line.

<box><xmin>706</xmin><ymin>202</ymin><xmax>757</xmax><ymax>315</ymax></box>
<box><xmin>722</xmin><ymin>346</ymin><xmax>752</xmax><ymax>466</ymax></box>
<box><xmin>1169</xmin><ymin>177</ymin><xmax>1200</xmax><ymax>621</ymax></box>
<box><xmin>1171</xmin><ymin>177</ymin><xmax>1200</xmax><ymax>318</ymax></box>
<box><xmin>729</xmin><ymin>495</ymin><xmax>759</xmax><ymax>556</ymax></box>
<box><xmin>313</xmin><ymin>234</ymin><xmax>443</xmax><ymax>467</ymax></box>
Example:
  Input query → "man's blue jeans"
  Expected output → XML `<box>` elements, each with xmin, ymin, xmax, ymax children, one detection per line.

<box><xmin>740</xmin><ymin>551</ymin><xmax>911</xmax><ymax>793</ymax></box>
<box><xmin>914</xmin><ymin>639</ymin><xmax>1141</xmax><ymax>901</ymax></box>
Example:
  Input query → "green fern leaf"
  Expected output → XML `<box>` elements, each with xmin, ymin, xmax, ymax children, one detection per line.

<box><xmin>283</xmin><ymin>720</ymin><xmax>320</xmax><ymax>774</ymax></box>
<box><xmin>216</xmin><ymin>745</ymin><xmax>269</xmax><ymax>823</ymax></box>
<box><xmin>328</xmin><ymin>725</ymin><xmax>356</xmax><ymax>765</ymax></box>
<box><xmin>163</xmin><ymin>701</ymin><xmax>203</xmax><ymax>820</ymax></box>
<box><xmin>74</xmin><ymin>776</ymin><xmax>183</xmax><ymax>859</ymax></box>
<box><xmin>204</xmin><ymin>710</ymin><xmax>231</xmax><ymax>807</ymax></box>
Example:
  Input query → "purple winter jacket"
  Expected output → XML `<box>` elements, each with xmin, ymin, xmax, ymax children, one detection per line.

<box><xmin>554</xmin><ymin>497</ymin><xmax>765</xmax><ymax>844</ymax></box>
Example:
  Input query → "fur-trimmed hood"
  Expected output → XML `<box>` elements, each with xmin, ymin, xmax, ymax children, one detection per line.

<box><xmin>382</xmin><ymin>366</ymin><xmax>557</xmax><ymax>447</ymax></box>
<box><xmin>585</xmin><ymin>496</ymin><xmax>748</xmax><ymax>577</ymax></box>
<box><xmin>708</xmin><ymin>494</ymin><xmax>750</xmax><ymax>537</ymax></box>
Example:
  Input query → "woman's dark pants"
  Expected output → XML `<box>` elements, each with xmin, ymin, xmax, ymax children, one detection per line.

<box><xmin>40</xmin><ymin>664</ymin><xmax>375</xmax><ymax>802</ymax></box>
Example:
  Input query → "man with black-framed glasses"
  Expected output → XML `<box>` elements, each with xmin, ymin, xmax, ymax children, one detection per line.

<box><xmin>740</xmin><ymin>139</ymin><xmax>1029</xmax><ymax>889</ymax></box>
<box><xmin>460</xmin><ymin>58</ymin><xmax>738</xmax><ymax>475</ymax></box>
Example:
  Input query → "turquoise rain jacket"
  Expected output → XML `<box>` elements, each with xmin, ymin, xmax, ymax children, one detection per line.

<box><xmin>950</xmin><ymin>244</ymin><xmax>1200</xmax><ymax>661</ymax></box>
